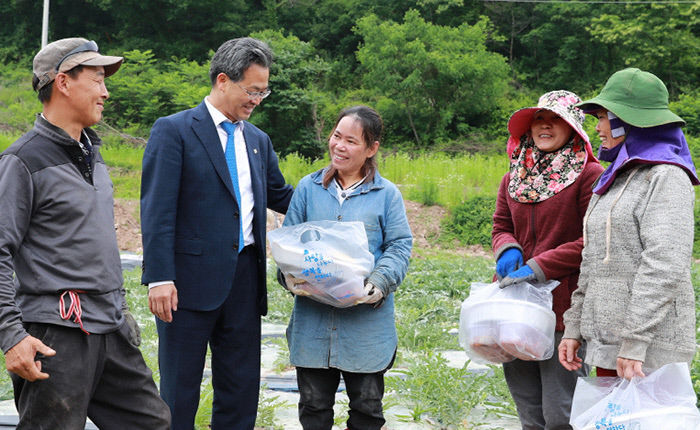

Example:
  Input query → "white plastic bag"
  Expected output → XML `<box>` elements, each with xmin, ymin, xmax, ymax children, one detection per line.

<box><xmin>570</xmin><ymin>362</ymin><xmax>700</xmax><ymax>429</ymax></box>
<box><xmin>458</xmin><ymin>280</ymin><xmax>558</xmax><ymax>364</ymax></box>
<box><xmin>268</xmin><ymin>220</ymin><xmax>375</xmax><ymax>308</ymax></box>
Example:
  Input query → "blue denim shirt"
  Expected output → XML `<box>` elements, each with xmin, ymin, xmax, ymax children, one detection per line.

<box><xmin>283</xmin><ymin>168</ymin><xmax>413</xmax><ymax>372</ymax></box>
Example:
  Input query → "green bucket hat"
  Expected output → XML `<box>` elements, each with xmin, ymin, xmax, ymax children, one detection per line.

<box><xmin>576</xmin><ymin>68</ymin><xmax>685</xmax><ymax>128</ymax></box>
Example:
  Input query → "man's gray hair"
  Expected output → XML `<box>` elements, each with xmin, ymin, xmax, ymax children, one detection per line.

<box><xmin>209</xmin><ymin>37</ymin><xmax>273</xmax><ymax>85</ymax></box>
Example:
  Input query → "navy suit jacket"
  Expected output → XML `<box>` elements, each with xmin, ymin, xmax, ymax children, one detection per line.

<box><xmin>140</xmin><ymin>101</ymin><xmax>292</xmax><ymax>315</ymax></box>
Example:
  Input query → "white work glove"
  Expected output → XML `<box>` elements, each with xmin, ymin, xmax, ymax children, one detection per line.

<box><xmin>284</xmin><ymin>274</ymin><xmax>312</xmax><ymax>296</ymax></box>
<box><xmin>357</xmin><ymin>282</ymin><xmax>383</xmax><ymax>305</ymax></box>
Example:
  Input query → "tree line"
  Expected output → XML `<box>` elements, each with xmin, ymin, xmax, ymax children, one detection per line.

<box><xmin>1</xmin><ymin>0</ymin><xmax>698</xmax><ymax>159</ymax></box>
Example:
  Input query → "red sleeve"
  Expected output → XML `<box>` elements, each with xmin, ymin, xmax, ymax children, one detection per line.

<box><xmin>532</xmin><ymin>162</ymin><xmax>604</xmax><ymax>279</ymax></box>
<box><xmin>492</xmin><ymin>173</ymin><xmax>521</xmax><ymax>258</ymax></box>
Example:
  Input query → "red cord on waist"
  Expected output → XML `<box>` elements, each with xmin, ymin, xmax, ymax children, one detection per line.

<box><xmin>59</xmin><ymin>290</ymin><xmax>90</xmax><ymax>335</ymax></box>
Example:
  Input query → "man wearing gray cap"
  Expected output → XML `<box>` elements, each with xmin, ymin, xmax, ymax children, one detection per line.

<box><xmin>0</xmin><ymin>37</ymin><xmax>170</xmax><ymax>429</ymax></box>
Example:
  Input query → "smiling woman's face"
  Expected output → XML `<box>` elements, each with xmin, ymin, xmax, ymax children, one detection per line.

<box><xmin>529</xmin><ymin>109</ymin><xmax>573</xmax><ymax>152</ymax></box>
<box><xmin>594</xmin><ymin>109</ymin><xmax>626</xmax><ymax>149</ymax></box>
<box><xmin>329</xmin><ymin>115</ymin><xmax>378</xmax><ymax>187</ymax></box>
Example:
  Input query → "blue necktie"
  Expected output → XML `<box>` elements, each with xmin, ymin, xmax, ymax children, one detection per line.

<box><xmin>221</xmin><ymin>121</ymin><xmax>245</xmax><ymax>252</ymax></box>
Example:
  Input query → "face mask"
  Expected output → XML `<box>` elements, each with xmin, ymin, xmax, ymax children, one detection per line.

<box><xmin>598</xmin><ymin>142</ymin><xmax>623</xmax><ymax>162</ymax></box>
<box><xmin>608</xmin><ymin>111</ymin><xmax>627</xmax><ymax>138</ymax></box>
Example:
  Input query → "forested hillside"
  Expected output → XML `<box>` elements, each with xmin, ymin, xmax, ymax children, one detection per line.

<box><xmin>1</xmin><ymin>0</ymin><xmax>698</xmax><ymax>159</ymax></box>
<box><xmin>2</xmin><ymin>6</ymin><xmax>700</xmax><ymax>425</ymax></box>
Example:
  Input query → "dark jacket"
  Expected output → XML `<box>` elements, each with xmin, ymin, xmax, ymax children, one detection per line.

<box><xmin>492</xmin><ymin>161</ymin><xmax>604</xmax><ymax>330</ymax></box>
<box><xmin>0</xmin><ymin>116</ymin><xmax>125</xmax><ymax>352</ymax></box>
<box><xmin>140</xmin><ymin>101</ymin><xmax>293</xmax><ymax>315</ymax></box>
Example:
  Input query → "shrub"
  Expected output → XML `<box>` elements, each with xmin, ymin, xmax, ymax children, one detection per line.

<box><xmin>0</xmin><ymin>133</ymin><xmax>20</xmax><ymax>152</ymax></box>
<box><xmin>0</xmin><ymin>64</ymin><xmax>39</xmax><ymax>133</ymax></box>
<box><xmin>686</xmin><ymin>135</ymin><xmax>700</xmax><ymax>166</ymax></box>
<box><xmin>443</xmin><ymin>195</ymin><xmax>497</xmax><ymax>248</ymax></box>
<box><xmin>106</xmin><ymin>50</ymin><xmax>210</xmax><ymax>133</ymax></box>
<box><xmin>670</xmin><ymin>89</ymin><xmax>700</xmax><ymax>137</ymax></box>
<box><xmin>385</xmin><ymin>352</ymin><xmax>514</xmax><ymax>428</ymax></box>
<box><xmin>410</xmin><ymin>180</ymin><xmax>439</xmax><ymax>207</ymax></box>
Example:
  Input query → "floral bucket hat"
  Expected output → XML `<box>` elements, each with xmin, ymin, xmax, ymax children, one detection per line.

<box><xmin>506</xmin><ymin>91</ymin><xmax>596</xmax><ymax>203</ymax></box>
<box><xmin>507</xmin><ymin>90</ymin><xmax>590</xmax><ymax>149</ymax></box>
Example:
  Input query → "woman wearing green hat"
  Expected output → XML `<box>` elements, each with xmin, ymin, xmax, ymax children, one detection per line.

<box><xmin>558</xmin><ymin>68</ymin><xmax>699</xmax><ymax>380</ymax></box>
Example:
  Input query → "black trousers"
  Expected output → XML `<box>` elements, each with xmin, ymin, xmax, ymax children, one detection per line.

<box><xmin>157</xmin><ymin>245</ymin><xmax>261</xmax><ymax>430</ymax></box>
<box><xmin>11</xmin><ymin>322</ymin><xmax>171</xmax><ymax>430</ymax></box>
<box><xmin>296</xmin><ymin>364</ymin><xmax>390</xmax><ymax>430</ymax></box>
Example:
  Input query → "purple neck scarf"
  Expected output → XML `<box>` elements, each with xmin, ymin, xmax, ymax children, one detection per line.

<box><xmin>594</xmin><ymin>123</ymin><xmax>699</xmax><ymax>194</ymax></box>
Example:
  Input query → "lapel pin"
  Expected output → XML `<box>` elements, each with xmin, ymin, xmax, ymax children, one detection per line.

<box><xmin>254</xmin><ymin>149</ymin><xmax>258</xmax><ymax>154</ymax></box>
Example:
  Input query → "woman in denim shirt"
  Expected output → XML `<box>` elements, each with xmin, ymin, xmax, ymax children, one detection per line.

<box><xmin>281</xmin><ymin>105</ymin><xmax>412</xmax><ymax>430</ymax></box>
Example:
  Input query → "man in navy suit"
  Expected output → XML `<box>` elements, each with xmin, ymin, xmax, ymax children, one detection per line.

<box><xmin>140</xmin><ymin>37</ymin><xmax>293</xmax><ymax>430</ymax></box>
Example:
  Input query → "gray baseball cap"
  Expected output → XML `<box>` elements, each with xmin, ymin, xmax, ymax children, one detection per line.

<box><xmin>33</xmin><ymin>37</ymin><xmax>123</xmax><ymax>91</ymax></box>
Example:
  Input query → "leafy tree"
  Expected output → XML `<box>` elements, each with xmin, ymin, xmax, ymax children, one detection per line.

<box><xmin>670</xmin><ymin>89</ymin><xmax>700</xmax><ymax>137</ymax></box>
<box><xmin>2</xmin><ymin>0</ymin><xmax>697</xmax><ymax>157</ymax></box>
<box><xmin>0</xmin><ymin>1</ymin><xmax>43</xmax><ymax>63</ymax></box>
<box><xmin>504</xmin><ymin>3</ymin><xmax>614</xmax><ymax>93</ymax></box>
<box><xmin>355</xmin><ymin>10</ymin><xmax>509</xmax><ymax>147</ymax></box>
<box><xmin>587</xmin><ymin>2</ymin><xmax>700</xmax><ymax>96</ymax></box>
<box><xmin>268</xmin><ymin>0</ymin><xmax>486</xmax><ymax>80</ymax></box>
<box><xmin>480</xmin><ymin>0</ymin><xmax>536</xmax><ymax>68</ymax></box>
<box><xmin>89</xmin><ymin>0</ymin><xmax>265</xmax><ymax>62</ymax></box>
<box><xmin>105</xmin><ymin>50</ymin><xmax>210</xmax><ymax>134</ymax></box>
<box><xmin>0</xmin><ymin>0</ymin><xmax>272</xmax><ymax>63</ymax></box>
<box><xmin>483</xmin><ymin>1</ymin><xmax>699</xmax><ymax>97</ymax></box>
<box><xmin>250</xmin><ymin>29</ymin><xmax>332</xmax><ymax>159</ymax></box>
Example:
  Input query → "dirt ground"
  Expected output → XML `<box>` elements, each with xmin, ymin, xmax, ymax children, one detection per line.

<box><xmin>114</xmin><ymin>199</ymin><xmax>143</xmax><ymax>253</ymax></box>
<box><xmin>114</xmin><ymin>198</ymin><xmax>490</xmax><ymax>258</ymax></box>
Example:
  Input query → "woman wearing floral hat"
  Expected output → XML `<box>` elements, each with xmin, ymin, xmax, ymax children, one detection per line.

<box><xmin>492</xmin><ymin>90</ymin><xmax>604</xmax><ymax>429</ymax></box>
<box><xmin>559</xmin><ymin>68</ymin><xmax>698</xmax><ymax>381</ymax></box>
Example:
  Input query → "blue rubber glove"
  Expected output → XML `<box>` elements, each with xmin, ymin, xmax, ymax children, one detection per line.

<box><xmin>495</xmin><ymin>248</ymin><xmax>523</xmax><ymax>278</ymax></box>
<box><xmin>499</xmin><ymin>265</ymin><xmax>536</xmax><ymax>288</ymax></box>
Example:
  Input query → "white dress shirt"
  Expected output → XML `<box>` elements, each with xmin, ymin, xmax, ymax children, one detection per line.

<box><xmin>204</xmin><ymin>97</ymin><xmax>255</xmax><ymax>247</ymax></box>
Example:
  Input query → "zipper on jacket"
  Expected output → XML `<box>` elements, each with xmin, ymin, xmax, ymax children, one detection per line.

<box><xmin>530</xmin><ymin>205</ymin><xmax>537</xmax><ymax>248</ymax></box>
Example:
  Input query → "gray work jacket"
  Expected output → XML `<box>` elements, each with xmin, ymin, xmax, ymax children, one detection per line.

<box><xmin>0</xmin><ymin>115</ymin><xmax>125</xmax><ymax>353</ymax></box>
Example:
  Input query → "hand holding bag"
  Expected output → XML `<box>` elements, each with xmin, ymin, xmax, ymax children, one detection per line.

<box><xmin>570</xmin><ymin>362</ymin><xmax>700</xmax><ymax>429</ymax></box>
<box><xmin>458</xmin><ymin>280</ymin><xmax>558</xmax><ymax>363</ymax></box>
<box><xmin>268</xmin><ymin>220</ymin><xmax>375</xmax><ymax>307</ymax></box>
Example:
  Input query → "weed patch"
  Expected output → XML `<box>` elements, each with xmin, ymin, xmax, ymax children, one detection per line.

<box><xmin>386</xmin><ymin>352</ymin><xmax>515</xmax><ymax>429</ymax></box>
<box><xmin>442</xmin><ymin>195</ymin><xmax>498</xmax><ymax>249</ymax></box>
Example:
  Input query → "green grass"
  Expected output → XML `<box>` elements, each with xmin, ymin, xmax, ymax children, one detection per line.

<box><xmin>277</xmin><ymin>152</ymin><xmax>328</xmax><ymax>187</ymax></box>
<box><xmin>276</xmin><ymin>150</ymin><xmax>510</xmax><ymax>209</ymax></box>
<box><xmin>85</xmin><ymin>144</ymin><xmax>509</xmax><ymax>208</ymax></box>
<box><xmin>264</xmin><ymin>252</ymin><xmax>518</xmax><ymax>429</ymax></box>
<box><xmin>379</xmin><ymin>152</ymin><xmax>508</xmax><ymax>209</ymax></box>
<box><xmin>3</xmin><ymin>137</ymin><xmax>510</xmax><ymax>208</ymax></box>
<box><xmin>0</xmin><ymin>133</ymin><xmax>18</xmax><ymax>152</ymax></box>
<box><xmin>100</xmin><ymin>138</ymin><xmax>144</xmax><ymax>171</ymax></box>
<box><xmin>0</xmin><ymin>252</ymin><xmax>698</xmax><ymax>428</ymax></box>
<box><xmin>0</xmin><ymin>65</ymin><xmax>38</xmax><ymax>134</ymax></box>
<box><xmin>100</xmin><ymin>139</ymin><xmax>144</xmax><ymax>200</ymax></box>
